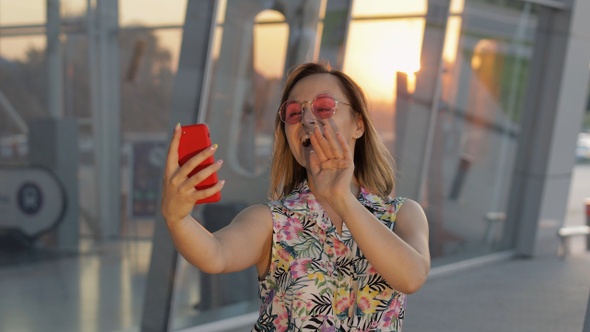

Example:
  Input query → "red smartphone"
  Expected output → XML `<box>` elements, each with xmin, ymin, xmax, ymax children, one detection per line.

<box><xmin>178</xmin><ymin>123</ymin><xmax>221</xmax><ymax>204</ymax></box>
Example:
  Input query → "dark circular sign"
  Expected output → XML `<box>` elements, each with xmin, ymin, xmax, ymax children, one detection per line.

<box><xmin>17</xmin><ymin>182</ymin><xmax>43</xmax><ymax>215</ymax></box>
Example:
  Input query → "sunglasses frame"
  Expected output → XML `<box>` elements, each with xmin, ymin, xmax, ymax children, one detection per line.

<box><xmin>278</xmin><ymin>92</ymin><xmax>351</xmax><ymax>125</ymax></box>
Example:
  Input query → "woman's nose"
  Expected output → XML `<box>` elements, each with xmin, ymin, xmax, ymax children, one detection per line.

<box><xmin>301</xmin><ymin>103</ymin><xmax>316</xmax><ymax>126</ymax></box>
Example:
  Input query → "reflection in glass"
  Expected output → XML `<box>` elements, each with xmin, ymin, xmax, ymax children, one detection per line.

<box><xmin>429</xmin><ymin>1</ymin><xmax>537</xmax><ymax>262</ymax></box>
<box><xmin>120</xmin><ymin>0</ymin><xmax>187</xmax><ymax>27</ymax></box>
<box><xmin>0</xmin><ymin>35</ymin><xmax>46</xmax><ymax>61</ymax></box>
<box><xmin>344</xmin><ymin>1</ymin><xmax>426</xmax><ymax>164</ymax></box>
<box><xmin>253</xmin><ymin>10</ymin><xmax>288</xmax><ymax>79</ymax></box>
<box><xmin>0</xmin><ymin>1</ymin><xmax>46</xmax><ymax>25</ymax></box>
<box><xmin>352</xmin><ymin>0</ymin><xmax>426</xmax><ymax>17</ymax></box>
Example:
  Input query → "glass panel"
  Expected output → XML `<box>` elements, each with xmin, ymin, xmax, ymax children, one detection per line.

<box><xmin>0</xmin><ymin>1</ymin><xmax>46</xmax><ymax>25</ymax></box>
<box><xmin>565</xmin><ymin>72</ymin><xmax>589</xmax><ymax>253</ymax></box>
<box><xmin>120</xmin><ymin>0</ymin><xmax>187</xmax><ymax>27</ymax></box>
<box><xmin>450</xmin><ymin>0</ymin><xmax>465</xmax><ymax>14</ymax></box>
<box><xmin>118</xmin><ymin>27</ymin><xmax>181</xmax><ymax>237</ymax></box>
<box><xmin>0</xmin><ymin>1</ymin><xmax>184</xmax><ymax>331</ymax></box>
<box><xmin>0</xmin><ymin>35</ymin><xmax>47</xmax><ymax>164</ymax></box>
<box><xmin>351</xmin><ymin>0</ymin><xmax>426</xmax><ymax>17</ymax></box>
<box><xmin>170</xmin><ymin>2</ymin><xmax>295</xmax><ymax>329</ymax></box>
<box><xmin>344</xmin><ymin>0</ymin><xmax>426</xmax><ymax>151</ymax></box>
<box><xmin>61</xmin><ymin>0</ymin><xmax>86</xmax><ymax>18</ymax></box>
<box><xmin>429</xmin><ymin>0</ymin><xmax>538</xmax><ymax>263</ymax></box>
<box><xmin>253</xmin><ymin>10</ymin><xmax>288</xmax><ymax>78</ymax></box>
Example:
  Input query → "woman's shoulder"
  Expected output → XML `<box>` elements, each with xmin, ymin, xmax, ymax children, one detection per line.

<box><xmin>238</xmin><ymin>204</ymin><xmax>273</xmax><ymax>218</ymax></box>
<box><xmin>229</xmin><ymin>204</ymin><xmax>273</xmax><ymax>228</ymax></box>
<box><xmin>395</xmin><ymin>198</ymin><xmax>427</xmax><ymax>223</ymax></box>
<box><xmin>395</xmin><ymin>198</ymin><xmax>420</xmax><ymax>212</ymax></box>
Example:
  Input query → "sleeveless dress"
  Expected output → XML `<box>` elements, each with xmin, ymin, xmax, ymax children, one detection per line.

<box><xmin>253</xmin><ymin>181</ymin><xmax>407</xmax><ymax>332</ymax></box>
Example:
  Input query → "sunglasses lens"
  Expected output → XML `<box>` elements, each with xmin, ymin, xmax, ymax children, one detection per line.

<box><xmin>312</xmin><ymin>95</ymin><xmax>336</xmax><ymax>119</ymax></box>
<box><xmin>280</xmin><ymin>94</ymin><xmax>339</xmax><ymax>124</ymax></box>
<box><xmin>281</xmin><ymin>101</ymin><xmax>302</xmax><ymax>124</ymax></box>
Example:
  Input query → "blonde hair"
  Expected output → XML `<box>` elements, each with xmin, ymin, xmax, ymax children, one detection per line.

<box><xmin>269</xmin><ymin>62</ymin><xmax>396</xmax><ymax>199</ymax></box>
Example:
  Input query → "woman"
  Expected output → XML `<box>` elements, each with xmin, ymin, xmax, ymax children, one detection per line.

<box><xmin>161</xmin><ymin>62</ymin><xmax>430</xmax><ymax>331</ymax></box>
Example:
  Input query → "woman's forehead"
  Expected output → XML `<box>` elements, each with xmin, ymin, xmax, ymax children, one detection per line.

<box><xmin>289</xmin><ymin>74</ymin><xmax>346</xmax><ymax>100</ymax></box>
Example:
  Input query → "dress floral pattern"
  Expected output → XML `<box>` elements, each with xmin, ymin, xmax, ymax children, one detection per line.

<box><xmin>253</xmin><ymin>181</ymin><xmax>407</xmax><ymax>332</ymax></box>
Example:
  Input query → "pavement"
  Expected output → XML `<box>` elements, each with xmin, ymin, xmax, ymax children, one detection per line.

<box><xmin>402</xmin><ymin>163</ymin><xmax>590</xmax><ymax>332</ymax></box>
<box><xmin>360</xmin><ymin>160</ymin><xmax>590</xmax><ymax>332</ymax></box>
<box><xmin>404</xmin><ymin>247</ymin><xmax>590</xmax><ymax>332</ymax></box>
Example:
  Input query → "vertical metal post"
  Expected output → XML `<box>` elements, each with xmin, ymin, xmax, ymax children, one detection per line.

<box><xmin>92</xmin><ymin>0</ymin><xmax>121</xmax><ymax>238</ymax></box>
<box><xmin>46</xmin><ymin>0</ymin><xmax>63</xmax><ymax>118</ymax></box>
<box><xmin>140</xmin><ymin>1</ymin><xmax>217</xmax><ymax>331</ymax></box>
<box><xmin>585</xmin><ymin>198</ymin><xmax>590</xmax><ymax>250</ymax></box>
<box><xmin>317</xmin><ymin>0</ymin><xmax>353</xmax><ymax>69</ymax></box>
<box><xmin>395</xmin><ymin>0</ymin><xmax>451</xmax><ymax>200</ymax></box>
<box><xmin>415</xmin><ymin>0</ymin><xmax>454</xmax><ymax>203</ymax></box>
<box><xmin>584</xmin><ymin>288</ymin><xmax>590</xmax><ymax>332</ymax></box>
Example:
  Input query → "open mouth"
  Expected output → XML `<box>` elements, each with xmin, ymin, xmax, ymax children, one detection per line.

<box><xmin>301</xmin><ymin>136</ymin><xmax>311</xmax><ymax>148</ymax></box>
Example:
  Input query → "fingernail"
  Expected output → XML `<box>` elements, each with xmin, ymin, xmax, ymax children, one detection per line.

<box><xmin>217</xmin><ymin>159</ymin><xmax>223</xmax><ymax>165</ymax></box>
<box><xmin>175</xmin><ymin>123</ymin><xmax>181</xmax><ymax>131</ymax></box>
<box><xmin>211</xmin><ymin>144</ymin><xmax>218</xmax><ymax>150</ymax></box>
<box><xmin>219</xmin><ymin>180</ymin><xmax>226</xmax><ymax>187</ymax></box>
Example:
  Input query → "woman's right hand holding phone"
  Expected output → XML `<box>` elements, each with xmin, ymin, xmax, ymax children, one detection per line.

<box><xmin>161</xmin><ymin>124</ymin><xmax>225</xmax><ymax>225</ymax></box>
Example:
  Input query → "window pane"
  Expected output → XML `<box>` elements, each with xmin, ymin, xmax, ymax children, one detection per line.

<box><xmin>120</xmin><ymin>0</ymin><xmax>187</xmax><ymax>26</ymax></box>
<box><xmin>351</xmin><ymin>0</ymin><xmax>426</xmax><ymax>17</ymax></box>
<box><xmin>344</xmin><ymin>1</ymin><xmax>427</xmax><ymax>167</ymax></box>
<box><xmin>0</xmin><ymin>0</ymin><xmax>45</xmax><ymax>25</ymax></box>
<box><xmin>430</xmin><ymin>1</ymin><xmax>539</xmax><ymax>262</ymax></box>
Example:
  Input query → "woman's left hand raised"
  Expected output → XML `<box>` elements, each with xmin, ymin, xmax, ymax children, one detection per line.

<box><xmin>308</xmin><ymin>124</ymin><xmax>355</xmax><ymax>202</ymax></box>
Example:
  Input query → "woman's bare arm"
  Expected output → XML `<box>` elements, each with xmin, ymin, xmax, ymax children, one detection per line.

<box><xmin>308</xmin><ymin>122</ymin><xmax>430</xmax><ymax>293</ymax></box>
<box><xmin>161</xmin><ymin>124</ymin><xmax>272</xmax><ymax>275</ymax></box>
<box><xmin>333</xmin><ymin>196</ymin><xmax>430</xmax><ymax>294</ymax></box>
<box><xmin>166</xmin><ymin>205</ymin><xmax>272</xmax><ymax>275</ymax></box>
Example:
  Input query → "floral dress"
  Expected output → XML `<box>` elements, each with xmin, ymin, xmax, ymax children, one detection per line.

<box><xmin>253</xmin><ymin>181</ymin><xmax>407</xmax><ymax>332</ymax></box>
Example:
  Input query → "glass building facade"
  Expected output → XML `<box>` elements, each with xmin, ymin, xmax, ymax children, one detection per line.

<box><xmin>0</xmin><ymin>0</ymin><xmax>588</xmax><ymax>331</ymax></box>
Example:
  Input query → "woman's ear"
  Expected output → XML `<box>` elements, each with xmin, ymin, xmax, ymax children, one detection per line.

<box><xmin>355</xmin><ymin>116</ymin><xmax>365</xmax><ymax>139</ymax></box>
